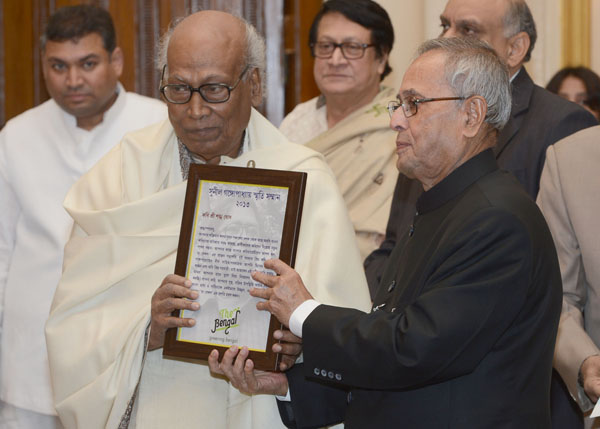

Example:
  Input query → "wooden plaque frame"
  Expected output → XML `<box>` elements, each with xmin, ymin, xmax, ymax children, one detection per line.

<box><xmin>163</xmin><ymin>164</ymin><xmax>307</xmax><ymax>371</ymax></box>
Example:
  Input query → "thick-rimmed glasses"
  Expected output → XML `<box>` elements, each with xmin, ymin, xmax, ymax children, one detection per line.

<box><xmin>387</xmin><ymin>97</ymin><xmax>465</xmax><ymax>118</ymax></box>
<box><xmin>310</xmin><ymin>41</ymin><xmax>375</xmax><ymax>59</ymax></box>
<box><xmin>159</xmin><ymin>65</ymin><xmax>249</xmax><ymax>104</ymax></box>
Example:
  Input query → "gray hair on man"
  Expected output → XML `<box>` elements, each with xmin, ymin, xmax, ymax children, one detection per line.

<box><xmin>156</xmin><ymin>14</ymin><xmax>267</xmax><ymax>97</ymax></box>
<box><xmin>417</xmin><ymin>37</ymin><xmax>512</xmax><ymax>132</ymax></box>
<box><xmin>503</xmin><ymin>0</ymin><xmax>537</xmax><ymax>62</ymax></box>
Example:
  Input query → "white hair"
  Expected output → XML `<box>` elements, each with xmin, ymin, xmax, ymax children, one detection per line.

<box><xmin>417</xmin><ymin>37</ymin><xmax>512</xmax><ymax>131</ymax></box>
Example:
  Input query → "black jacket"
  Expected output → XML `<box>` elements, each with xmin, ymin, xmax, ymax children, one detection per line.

<box><xmin>279</xmin><ymin>150</ymin><xmax>562</xmax><ymax>428</ymax></box>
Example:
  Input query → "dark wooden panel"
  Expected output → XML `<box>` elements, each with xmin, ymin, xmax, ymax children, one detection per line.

<box><xmin>4</xmin><ymin>1</ymin><xmax>35</xmax><ymax>123</ymax></box>
<box><xmin>283</xmin><ymin>0</ymin><xmax>320</xmax><ymax>114</ymax></box>
<box><xmin>109</xmin><ymin>0</ymin><xmax>137</xmax><ymax>92</ymax></box>
<box><xmin>0</xmin><ymin>0</ymin><xmax>5</xmax><ymax>125</ymax></box>
<box><xmin>136</xmin><ymin>0</ymin><xmax>157</xmax><ymax>98</ymax></box>
<box><xmin>54</xmin><ymin>0</ymin><xmax>106</xmax><ymax>8</ymax></box>
<box><xmin>32</xmin><ymin>0</ymin><xmax>51</xmax><ymax>106</ymax></box>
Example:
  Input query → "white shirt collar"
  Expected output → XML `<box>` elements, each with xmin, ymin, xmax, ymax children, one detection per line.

<box><xmin>509</xmin><ymin>68</ymin><xmax>522</xmax><ymax>83</ymax></box>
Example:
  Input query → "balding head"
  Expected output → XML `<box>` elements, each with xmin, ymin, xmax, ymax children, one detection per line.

<box><xmin>158</xmin><ymin>11</ymin><xmax>266</xmax><ymax>94</ymax></box>
<box><xmin>439</xmin><ymin>0</ymin><xmax>536</xmax><ymax>76</ymax></box>
<box><xmin>158</xmin><ymin>10</ymin><xmax>265</xmax><ymax>165</ymax></box>
<box><xmin>169</xmin><ymin>11</ymin><xmax>245</xmax><ymax>73</ymax></box>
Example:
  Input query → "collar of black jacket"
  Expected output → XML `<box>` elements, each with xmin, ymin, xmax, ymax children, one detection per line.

<box><xmin>416</xmin><ymin>148</ymin><xmax>498</xmax><ymax>215</ymax></box>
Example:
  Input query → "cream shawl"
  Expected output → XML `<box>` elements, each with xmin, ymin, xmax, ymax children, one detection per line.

<box><xmin>45</xmin><ymin>109</ymin><xmax>371</xmax><ymax>428</ymax></box>
<box><xmin>305</xmin><ymin>87</ymin><xmax>398</xmax><ymax>259</ymax></box>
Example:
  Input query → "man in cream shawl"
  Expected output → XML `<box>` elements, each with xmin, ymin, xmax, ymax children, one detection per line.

<box><xmin>279</xmin><ymin>0</ymin><xmax>398</xmax><ymax>259</ymax></box>
<box><xmin>45</xmin><ymin>11</ymin><xmax>371</xmax><ymax>429</ymax></box>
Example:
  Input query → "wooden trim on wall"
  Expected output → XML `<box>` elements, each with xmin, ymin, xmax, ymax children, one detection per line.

<box><xmin>32</xmin><ymin>1</ymin><xmax>50</xmax><ymax>106</ymax></box>
<box><xmin>137</xmin><ymin>0</ymin><xmax>161</xmax><ymax>98</ymax></box>
<box><xmin>109</xmin><ymin>0</ymin><xmax>137</xmax><ymax>92</ymax></box>
<box><xmin>283</xmin><ymin>0</ymin><xmax>320</xmax><ymax>114</ymax></box>
<box><xmin>561</xmin><ymin>0</ymin><xmax>591</xmax><ymax>66</ymax></box>
<box><xmin>4</xmin><ymin>1</ymin><xmax>35</xmax><ymax>124</ymax></box>
<box><xmin>1</xmin><ymin>1</ymin><xmax>5</xmax><ymax>126</ymax></box>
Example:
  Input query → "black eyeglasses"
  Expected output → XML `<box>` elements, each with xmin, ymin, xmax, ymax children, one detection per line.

<box><xmin>387</xmin><ymin>96</ymin><xmax>466</xmax><ymax>118</ymax></box>
<box><xmin>159</xmin><ymin>65</ymin><xmax>249</xmax><ymax>104</ymax></box>
<box><xmin>310</xmin><ymin>41</ymin><xmax>375</xmax><ymax>59</ymax></box>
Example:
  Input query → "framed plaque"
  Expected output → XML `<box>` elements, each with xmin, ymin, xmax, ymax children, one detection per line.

<box><xmin>163</xmin><ymin>164</ymin><xmax>307</xmax><ymax>371</ymax></box>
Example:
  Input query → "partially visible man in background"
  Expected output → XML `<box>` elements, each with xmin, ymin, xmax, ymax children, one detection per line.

<box><xmin>0</xmin><ymin>5</ymin><xmax>166</xmax><ymax>428</ymax></box>
<box><xmin>538</xmin><ymin>126</ymin><xmax>600</xmax><ymax>429</ymax></box>
<box><xmin>280</xmin><ymin>0</ymin><xmax>398</xmax><ymax>260</ymax></box>
<box><xmin>438</xmin><ymin>0</ymin><xmax>597</xmax><ymax>198</ymax></box>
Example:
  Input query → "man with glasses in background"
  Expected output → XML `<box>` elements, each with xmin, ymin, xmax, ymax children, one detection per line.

<box><xmin>279</xmin><ymin>0</ymin><xmax>398</xmax><ymax>261</ymax></box>
<box><xmin>45</xmin><ymin>10</ymin><xmax>370</xmax><ymax>429</ymax></box>
<box><xmin>210</xmin><ymin>37</ymin><xmax>562</xmax><ymax>428</ymax></box>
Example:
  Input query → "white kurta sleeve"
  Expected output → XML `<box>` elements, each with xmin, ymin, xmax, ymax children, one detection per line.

<box><xmin>0</xmin><ymin>131</ymin><xmax>20</xmax><ymax>330</ymax></box>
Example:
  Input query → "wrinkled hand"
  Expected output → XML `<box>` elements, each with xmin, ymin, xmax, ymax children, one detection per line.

<box><xmin>208</xmin><ymin>329</ymin><xmax>302</xmax><ymax>395</ymax></box>
<box><xmin>250</xmin><ymin>259</ymin><xmax>313</xmax><ymax>328</ymax></box>
<box><xmin>273</xmin><ymin>329</ymin><xmax>303</xmax><ymax>371</ymax></box>
<box><xmin>581</xmin><ymin>355</ymin><xmax>600</xmax><ymax>402</ymax></box>
<box><xmin>208</xmin><ymin>346</ymin><xmax>289</xmax><ymax>396</ymax></box>
<box><xmin>149</xmin><ymin>274</ymin><xmax>199</xmax><ymax>350</ymax></box>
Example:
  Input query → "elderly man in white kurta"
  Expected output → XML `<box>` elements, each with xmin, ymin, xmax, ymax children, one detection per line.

<box><xmin>45</xmin><ymin>11</ymin><xmax>371</xmax><ymax>429</ymax></box>
<box><xmin>0</xmin><ymin>5</ymin><xmax>166</xmax><ymax>429</ymax></box>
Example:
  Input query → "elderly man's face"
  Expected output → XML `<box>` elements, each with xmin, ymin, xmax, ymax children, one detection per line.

<box><xmin>313</xmin><ymin>12</ymin><xmax>386</xmax><ymax>99</ymax></box>
<box><xmin>439</xmin><ymin>0</ymin><xmax>512</xmax><ymax>64</ymax></box>
<box><xmin>165</xmin><ymin>26</ymin><xmax>261</xmax><ymax>164</ymax></box>
<box><xmin>390</xmin><ymin>51</ymin><xmax>469</xmax><ymax>190</ymax></box>
<box><xmin>42</xmin><ymin>33</ymin><xmax>122</xmax><ymax>129</ymax></box>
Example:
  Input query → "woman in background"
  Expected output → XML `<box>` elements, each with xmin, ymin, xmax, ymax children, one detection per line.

<box><xmin>547</xmin><ymin>66</ymin><xmax>600</xmax><ymax>121</ymax></box>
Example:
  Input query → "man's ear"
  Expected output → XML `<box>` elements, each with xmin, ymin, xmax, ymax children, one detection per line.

<box><xmin>249</xmin><ymin>68</ymin><xmax>263</xmax><ymax>107</ymax></box>
<box><xmin>376</xmin><ymin>52</ymin><xmax>389</xmax><ymax>77</ymax></box>
<box><xmin>463</xmin><ymin>95</ymin><xmax>487</xmax><ymax>138</ymax></box>
<box><xmin>505</xmin><ymin>31</ymin><xmax>530</xmax><ymax>70</ymax></box>
<box><xmin>109</xmin><ymin>46</ymin><xmax>124</xmax><ymax>78</ymax></box>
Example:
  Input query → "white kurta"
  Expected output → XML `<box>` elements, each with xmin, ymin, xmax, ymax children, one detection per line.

<box><xmin>45</xmin><ymin>109</ymin><xmax>371</xmax><ymax>428</ymax></box>
<box><xmin>0</xmin><ymin>84</ymin><xmax>167</xmax><ymax>416</ymax></box>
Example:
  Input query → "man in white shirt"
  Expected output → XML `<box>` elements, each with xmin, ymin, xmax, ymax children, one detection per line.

<box><xmin>0</xmin><ymin>5</ymin><xmax>166</xmax><ymax>428</ymax></box>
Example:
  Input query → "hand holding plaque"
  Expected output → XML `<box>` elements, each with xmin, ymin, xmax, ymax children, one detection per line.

<box><xmin>163</xmin><ymin>164</ymin><xmax>306</xmax><ymax>371</ymax></box>
<box><xmin>207</xmin><ymin>328</ymin><xmax>302</xmax><ymax>395</ymax></box>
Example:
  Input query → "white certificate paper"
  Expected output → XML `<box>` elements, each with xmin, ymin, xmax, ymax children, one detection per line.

<box><xmin>177</xmin><ymin>180</ymin><xmax>289</xmax><ymax>352</ymax></box>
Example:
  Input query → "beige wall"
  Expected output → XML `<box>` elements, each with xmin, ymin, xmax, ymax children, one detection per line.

<box><xmin>378</xmin><ymin>1</ymin><xmax>425</xmax><ymax>92</ymax></box>
<box><xmin>525</xmin><ymin>0</ymin><xmax>561</xmax><ymax>86</ymax></box>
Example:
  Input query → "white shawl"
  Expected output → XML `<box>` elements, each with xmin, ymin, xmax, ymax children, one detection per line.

<box><xmin>46</xmin><ymin>109</ymin><xmax>371</xmax><ymax>428</ymax></box>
